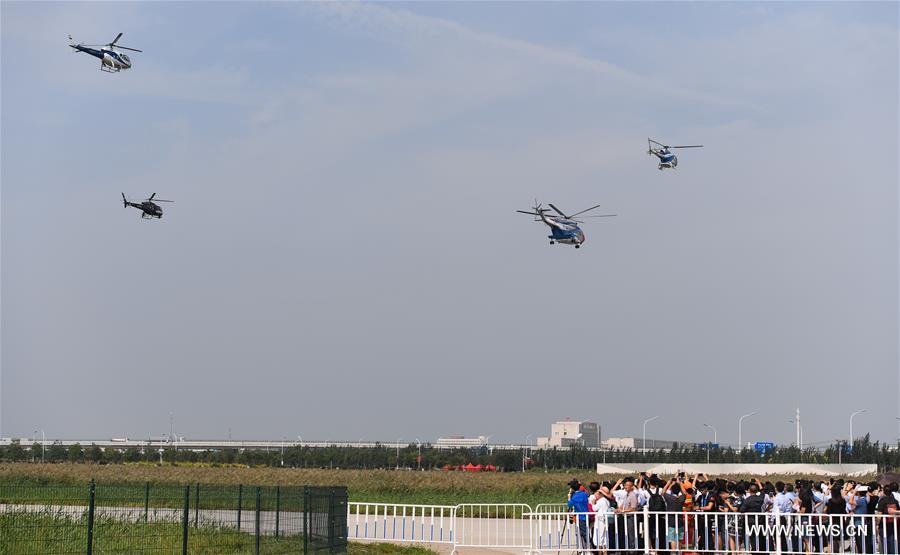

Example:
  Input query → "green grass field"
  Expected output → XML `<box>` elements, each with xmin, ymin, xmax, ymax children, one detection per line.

<box><xmin>0</xmin><ymin>462</ymin><xmax>871</xmax><ymax>508</ymax></box>
<box><xmin>0</xmin><ymin>463</ymin><xmax>579</xmax><ymax>507</ymax></box>
<box><xmin>0</xmin><ymin>510</ymin><xmax>434</xmax><ymax>555</ymax></box>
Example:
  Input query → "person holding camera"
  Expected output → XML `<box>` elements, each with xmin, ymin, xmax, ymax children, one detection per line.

<box><xmin>567</xmin><ymin>479</ymin><xmax>591</xmax><ymax>554</ymax></box>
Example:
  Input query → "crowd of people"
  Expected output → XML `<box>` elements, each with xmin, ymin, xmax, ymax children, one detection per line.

<box><xmin>565</xmin><ymin>473</ymin><xmax>900</xmax><ymax>555</ymax></box>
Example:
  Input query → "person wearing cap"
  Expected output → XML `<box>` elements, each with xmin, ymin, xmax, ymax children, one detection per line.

<box><xmin>568</xmin><ymin>480</ymin><xmax>591</xmax><ymax>553</ymax></box>
<box><xmin>591</xmin><ymin>485</ymin><xmax>613</xmax><ymax>555</ymax></box>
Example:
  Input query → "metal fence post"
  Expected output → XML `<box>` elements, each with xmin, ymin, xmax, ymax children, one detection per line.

<box><xmin>774</xmin><ymin>504</ymin><xmax>782</xmax><ymax>555</ymax></box>
<box><xmin>194</xmin><ymin>483</ymin><xmax>200</xmax><ymax>528</ymax></box>
<box><xmin>255</xmin><ymin>486</ymin><xmax>262</xmax><ymax>555</ymax></box>
<box><xmin>275</xmin><ymin>485</ymin><xmax>281</xmax><ymax>539</ymax></box>
<box><xmin>303</xmin><ymin>486</ymin><xmax>310</xmax><ymax>555</ymax></box>
<box><xmin>643</xmin><ymin>505</ymin><xmax>650</xmax><ymax>555</ymax></box>
<box><xmin>86</xmin><ymin>480</ymin><xmax>96</xmax><ymax>555</ymax></box>
<box><xmin>144</xmin><ymin>481</ymin><xmax>150</xmax><ymax>523</ymax></box>
<box><xmin>328</xmin><ymin>488</ymin><xmax>337</xmax><ymax>553</ymax></box>
<box><xmin>237</xmin><ymin>484</ymin><xmax>243</xmax><ymax>531</ymax></box>
<box><xmin>182</xmin><ymin>485</ymin><xmax>190</xmax><ymax>555</ymax></box>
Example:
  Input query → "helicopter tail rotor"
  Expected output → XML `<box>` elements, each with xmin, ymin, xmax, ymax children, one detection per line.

<box><xmin>122</xmin><ymin>193</ymin><xmax>128</xmax><ymax>208</ymax></box>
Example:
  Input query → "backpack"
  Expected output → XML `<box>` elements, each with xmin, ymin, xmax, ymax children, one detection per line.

<box><xmin>649</xmin><ymin>490</ymin><xmax>667</xmax><ymax>512</ymax></box>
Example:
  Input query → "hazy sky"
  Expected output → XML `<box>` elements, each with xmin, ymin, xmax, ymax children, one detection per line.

<box><xmin>2</xmin><ymin>2</ymin><xmax>898</xmax><ymax>448</ymax></box>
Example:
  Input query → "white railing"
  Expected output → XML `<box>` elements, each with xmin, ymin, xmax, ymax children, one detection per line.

<box><xmin>350</xmin><ymin>502</ymin><xmax>900</xmax><ymax>555</ymax></box>
<box><xmin>453</xmin><ymin>503</ymin><xmax>532</xmax><ymax>551</ymax></box>
<box><xmin>347</xmin><ymin>502</ymin><xmax>455</xmax><ymax>545</ymax></box>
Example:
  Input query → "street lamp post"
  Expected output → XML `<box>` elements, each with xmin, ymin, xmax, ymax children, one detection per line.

<box><xmin>788</xmin><ymin>420</ymin><xmax>804</xmax><ymax>453</ymax></box>
<box><xmin>396</xmin><ymin>438</ymin><xmax>402</xmax><ymax>470</ymax></box>
<box><xmin>642</xmin><ymin>416</ymin><xmax>660</xmax><ymax>451</ymax></box>
<box><xmin>524</xmin><ymin>434</ymin><xmax>532</xmax><ymax>472</ymax></box>
<box><xmin>415</xmin><ymin>438</ymin><xmax>421</xmax><ymax>471</ymax></box>
<box><xmin>703</xmin><ymin>424</ymin><xmax>718</xmax><ymax>464</ymax></box>
<box><xmin>281</xmin><ymin>436</ymin><xmax>285</xmax><ymax>467</ymax></box>
<box><xmin>41</xmin><ymin>430</ymin><xmax>46</xmax><ymax>463</ymax></box>
<box><xmin>849</xmin><ymin>409</ymin><xmax>868</xmax><ymax>448</ymax></box>
<box><xmin>738</xmin><ymin>411</ymin><xmax>758</xmax><ymax>452</ymax></box>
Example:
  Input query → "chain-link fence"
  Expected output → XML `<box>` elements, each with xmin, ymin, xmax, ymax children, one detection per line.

<box><xmin>0</xmin><ymin>481</ymin><xmax>347</xmax><ymax>554</ymax></box>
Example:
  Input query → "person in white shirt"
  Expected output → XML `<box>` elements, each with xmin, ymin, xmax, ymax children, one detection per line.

<box><xmin>591</xmin><ymin>485</ymin><xmax>614</xmax><ymax>554</ymax></box>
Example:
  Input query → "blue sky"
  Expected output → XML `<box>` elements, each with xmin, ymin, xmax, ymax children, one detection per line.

<box><xmin>2</xmin><ymin>1</ymin><xmax>898</xmax><ymax>446</ymax></box>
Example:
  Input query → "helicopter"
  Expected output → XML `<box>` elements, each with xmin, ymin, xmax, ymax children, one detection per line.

<box><xmin>122</xmin><ymin>193</ymin><xmax>173</xmax><ymax>219</ymax></box>
<box><xmin>647</xmin><ymin>138</ymin><xmax>703</xmax><ymax>170</ymax></box>
<box><xmin>517</xmin><ymin>202</ymin><xmax>616</xmax><ymax>248</ymax></box>
<box><xmin>69</xmin><ymin>33</ymin><xmax>142</xmax><ymax>73</ymax></box>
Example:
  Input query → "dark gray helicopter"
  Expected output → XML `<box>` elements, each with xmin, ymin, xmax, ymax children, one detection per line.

<box><xmin>122</xmin><ymin>193</ymin><xmax>173</xmax><ymax>219</ymax></box>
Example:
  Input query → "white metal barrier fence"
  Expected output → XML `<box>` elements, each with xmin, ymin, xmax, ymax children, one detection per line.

<box><xmin>454</xmin><ymin>503</ymin><xmax>532</xmax><ymax>551</ymax></box>
<box><xmin>348</xmin><ymin>502</ymin><xmax>455</xmax><ymax>545</ymax></box>
<box><xmin>349</xmin><ymin>502</ymin><xmax>900</xmax><ymax>555</ymax></box>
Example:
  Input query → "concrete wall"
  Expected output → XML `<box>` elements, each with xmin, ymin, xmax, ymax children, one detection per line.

<box><xmin>595</xmin><ymin>463</ymin><xmax>878</xmax><ymax>477</ymax></box>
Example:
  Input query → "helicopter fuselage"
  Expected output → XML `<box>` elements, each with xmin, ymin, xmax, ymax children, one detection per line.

<box><xmin>71</xmin><ymin>45</ymin><xmax>132</xmax><ymax>71</ymax></box>
<box><xmin>127</xmin><ymin>201</ymin><xmax>163</xmax><ymax>218</ymax></box>
<box><xmin>539</xmin><ymin>214</ymin><xmax>586</xmax><ymax>246</ymax></box>
<box><xmin>652</xmin><ymin>149</ymin><xmax>678</xmax><ymax>169</ymax></box>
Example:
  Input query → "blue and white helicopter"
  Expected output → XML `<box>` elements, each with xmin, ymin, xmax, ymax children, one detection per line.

<box><xmin>69</xmin><ymin>33</ymin><xmax>142</xmax><ymax>73</ymax></box>
<box><xmin>517</xmin><ymin>202</ymin><xmax>616</xmax><ymax>248</ymax></box>
<box><xmin>647</xmin><ymin>138</ymin><xmax>703</xmax><ymax>170</ymax></box>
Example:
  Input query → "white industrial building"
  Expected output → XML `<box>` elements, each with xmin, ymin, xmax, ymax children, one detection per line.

<box><xmin>537</xmin><ymin>420</ymin><xmax>600</xmax><ymax>449</ymax></box>
<box><xmin>435</xmin><ymin>436</ymin><xmax>489</xmax><ymax>448</ymax></box>
<box><xmin>603</xmin><ymin>437</ymin><xmax>697</xmax><ymax>450</ymax></box>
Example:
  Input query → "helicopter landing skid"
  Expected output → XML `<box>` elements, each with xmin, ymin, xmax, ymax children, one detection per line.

<box><xmin>100</xmin><ymin>65</ymin><xmax>121</xmax><ymax>73</ymax></box>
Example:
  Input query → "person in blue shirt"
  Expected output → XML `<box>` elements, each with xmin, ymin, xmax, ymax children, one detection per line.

<box><xmin>567</xmin><ymin>479</ymin><xmax>591</xmax><ymax>552</ymax></box>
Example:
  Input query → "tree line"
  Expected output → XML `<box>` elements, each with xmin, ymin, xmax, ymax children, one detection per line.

<box><xmin>1</xmin><ymin>435</ymin><xmax>897</xmax><ymax>471</ymax></box>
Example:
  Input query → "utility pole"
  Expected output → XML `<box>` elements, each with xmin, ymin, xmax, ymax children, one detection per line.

<box><xmin>795</xmin><ymin>408</ymin><xmax>801</xmax><ymax>449</ymax></box>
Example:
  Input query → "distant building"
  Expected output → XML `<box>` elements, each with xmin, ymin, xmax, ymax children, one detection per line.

<box><xmin>537</xmin><ymin>420</ymin><xmax>600</xmax><ymax>449</ymax></box>
<box><xmin>435</xmin><ymin>436</ymin><xmax>488</xmax><ymax>448</ymax></box>
<box><xmin>602</xmin><ymin>437</ymin><xmax>697</xmax><ymax>451</ymax></box>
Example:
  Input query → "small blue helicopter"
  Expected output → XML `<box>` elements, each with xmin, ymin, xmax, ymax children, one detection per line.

<box><xmin>517</xmin><ymin>202</ymin><xmax>616</xmax><ymax>248</ymax></box>
<box><xmin>69</xmin><ymin>33</ymin><xmax>142</xmax><ymax>73</ymax></box>
<box><xmin>647</xmin><ymin>138</ymin><xmax>703</xmax><ymax>170</ymax></box>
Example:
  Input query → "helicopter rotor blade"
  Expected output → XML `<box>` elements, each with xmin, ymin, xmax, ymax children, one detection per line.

<box><xmin>148</xmin><ymin>193</ymin><xmax>156</xmax><ymax>201</ymax></box>
<box><xmin>152</xmin><ymin>199</ymin><xmax>174</xmax><ymax>203</ymax></box>
<box><xmin>547</xmin><ymin>203</ymin><xmax>568</xmax><ymax>218</ymax></box>
<box><xmin>517</xmin><ymin>210</ymin><xmax>542</xmax><ymax>216</ymax></box>
<box><xmin>580</xmin><ymin>214</ymin><xmax>617</xmax><ymax>218</ymax></box>
<box><xmin>116</xmin><ymin>46</ymin><xmax>142</xmax><ymax>52</ymax></box>
<box><xmin>669</xmin><ymin>145</ymin><xmax>703</xmax><ymax>149</ymax></box>
<box><xmin>567</xmin><ymin>204</ymin><xmax>604</xmax><ymax>218</ymax></box>
<box><xmin>109</xmin><ymin>32</ymin><xmax>123</xmax><ymax>46</ymax></box>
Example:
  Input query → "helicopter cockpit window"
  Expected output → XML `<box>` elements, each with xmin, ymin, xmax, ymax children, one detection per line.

<box><xmin>121</xmin><ymin>54</ymin><xmax>130</xmax><ymax>64</ymax></box>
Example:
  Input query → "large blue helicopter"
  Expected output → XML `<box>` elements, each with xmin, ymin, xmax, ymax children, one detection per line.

<box><xmin>517</xmin><ymin>202</ymin><xmax>616</xmax><ymax>248</ymax></box>
<box><xmin>69</xmin><ymin>33</ymin><xmax>142</xmax><ymax>73</ymax></box>
<box><xmin>647</xmin><ymin>138</ymin><xmax>703</xmax><ymax>170</ymax></box>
